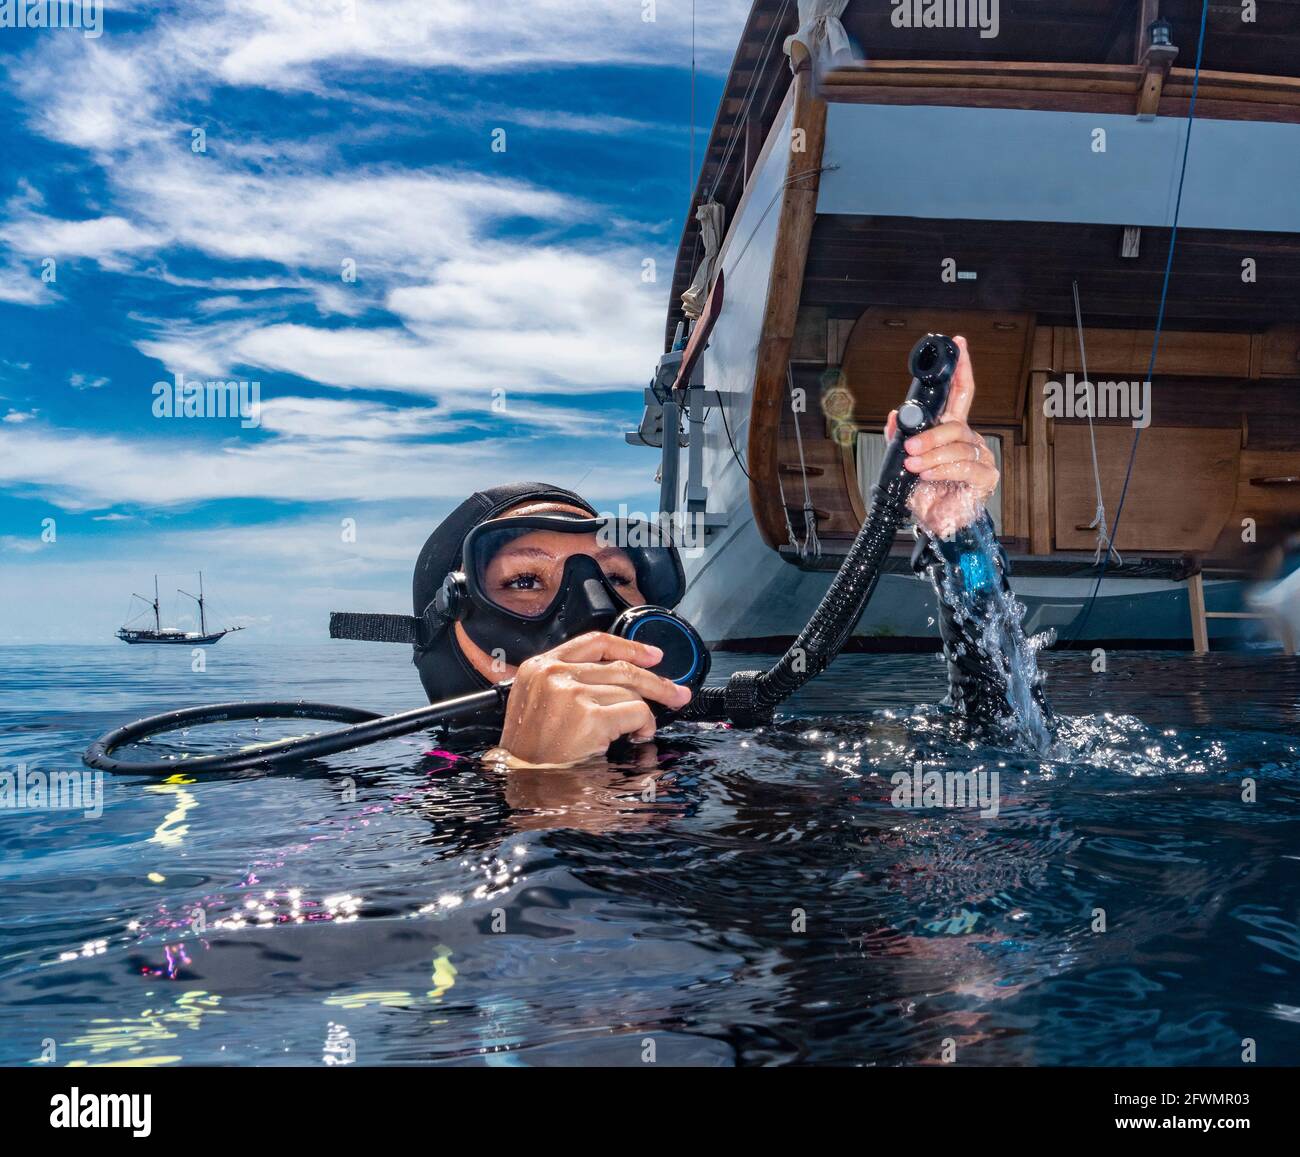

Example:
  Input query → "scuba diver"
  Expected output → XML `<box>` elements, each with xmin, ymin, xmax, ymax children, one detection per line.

<box><xmin>330</xmin><ymin>337</ymin><xmax>1040</xmax><ymax>765</ymax></box>
<box><xmin>83</xmin><ymin>333</ymin><xmax>1050</xmax><ymax>777</ymax></box>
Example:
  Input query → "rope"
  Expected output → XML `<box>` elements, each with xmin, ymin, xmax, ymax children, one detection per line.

<box><xmin>1069</xmin><ymin>0</ymin><xmax>1210</xmax><ymax>645</ymax></box>
<box><xmin>707</xmin><ymin>0</ymin><xmax>794</xmax><ymax>202</ymax></box>
<box><xmin>1072</xmin><ymin>280</ymin><xmax>1121</xmax><ymax>567</ymax></box>
<box><xmin>787</xmin><ymin>364</ymin><xmax>821</xmax><ymax>559</ymax></box>
<box><xmin>677</xmin><ymin>0</ymin><xmax>793</xmax><ymax>298</ymax></box>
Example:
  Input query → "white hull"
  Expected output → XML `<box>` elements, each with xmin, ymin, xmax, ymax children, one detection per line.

<box><xmin>680</xmin><ymin>512</ymin><xmax>1246</xmax><ymax>649</ymax></box>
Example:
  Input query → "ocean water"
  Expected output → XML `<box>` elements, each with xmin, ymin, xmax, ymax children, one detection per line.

<box><xmin>2</xmin><ymin>641</ymin><xmax>1299</xmax><ymax>1067</ymax></box>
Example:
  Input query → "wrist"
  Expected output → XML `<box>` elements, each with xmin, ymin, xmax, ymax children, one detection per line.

<box><xmin>914</xmin><ymin>512</ymin><xmax>1005</xmax><ymax>596</ymax></box>
<box><xmin>484</xmin><ymin>742</ymin><xmax>586</xmax><ymax>770</ymax></box>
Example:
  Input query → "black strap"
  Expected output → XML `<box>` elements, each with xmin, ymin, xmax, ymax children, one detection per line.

<box><xmin>330</xmin><ymin>611</ymin><xmax>427</xmax><ymax>646</ymax></box>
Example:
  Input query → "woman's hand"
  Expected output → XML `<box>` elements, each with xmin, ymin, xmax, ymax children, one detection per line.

<box><xmin>491</xmin><ymin>631</ymin><xmax>691</xmax><ymax>767</ymax></box>
<box><xmin>884</xmin><ymin>335</ymin><xmax>998</xmax><ymax>539</ymax></box>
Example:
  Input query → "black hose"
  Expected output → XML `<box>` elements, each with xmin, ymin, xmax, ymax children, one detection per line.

<box><xmin>687</xmin><ymin>333</ymin><xmax>959</xmax><ymax>723</ymax></box>
<box><xmin>83</xmin><ymin>687</ymin><xmax>507</xmax><ymax>775</ymax></box>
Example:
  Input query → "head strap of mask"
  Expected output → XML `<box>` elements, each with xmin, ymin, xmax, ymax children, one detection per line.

<box><xmin>330</xmin><ymin>482</ymin><xmax>597</xmax><ymax>703</ymax></box>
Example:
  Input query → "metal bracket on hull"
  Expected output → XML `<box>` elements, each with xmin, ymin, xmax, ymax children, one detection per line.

<box><xmin>624</xmin><ymin>352</ymin><xmax>730</xmax><ymax>545</ymax></box>
<box><xmin>663</xmin><ymin>360</ymin><xmax>730</xmax><ymax>542</ymax></box>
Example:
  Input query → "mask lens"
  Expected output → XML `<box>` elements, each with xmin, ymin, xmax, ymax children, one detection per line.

<box><xmin>470</xmin><ymin>520</ymin><xmax>650</xmax><ymax>620</ymax></box>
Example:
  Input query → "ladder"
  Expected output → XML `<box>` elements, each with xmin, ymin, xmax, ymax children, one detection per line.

<box><xmin>1186</xmin><ymin>569</ymin><xmax>1295</xmax><ymax>655</ymax></box>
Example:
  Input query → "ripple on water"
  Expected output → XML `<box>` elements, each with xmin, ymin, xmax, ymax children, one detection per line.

<box><xmin>1</xmin><ymin>645</ymin><xmax>1299</xmax><ymax>1065</ymax></box>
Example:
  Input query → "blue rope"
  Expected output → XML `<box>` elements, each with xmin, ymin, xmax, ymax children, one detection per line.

<box><xmin>1068</xmin><ymin>0</ymin><xmax>1211</xmax><ymax>646</ymax></box>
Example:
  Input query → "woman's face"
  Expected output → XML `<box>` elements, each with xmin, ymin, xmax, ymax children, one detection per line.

<box><xmin>481</xmin><ymin>525</ymin><xmax>646</xmax><ymax>616</ymax></box>
<box><xmin>455</xmin><ymin>500</ymin><xmax>646</xmax><ymax>680</ymax></box>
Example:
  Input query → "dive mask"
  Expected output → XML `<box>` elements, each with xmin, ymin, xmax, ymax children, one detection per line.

<box><xmin>435</xmin><ymin>514</ymin><xmax>686</xmax><ymax>667</ymax></box>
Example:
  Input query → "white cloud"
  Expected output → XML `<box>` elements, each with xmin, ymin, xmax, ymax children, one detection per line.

<box><xmin>0</xmin><ymin>415</ymin><xmax>652</xmax><ymax>512</ymax></box>
<box><xmin>133</xmin><ymin>237</ymin><xmax>663</xmax><ymax>397</ymax></box>
<box><xmin>0</xmin><ymin>208</ymin><xmax>164</xmax><ymax>264</ymax></box>
<box><xmin>0</xmin><ymin>534</ymin><xmax>50</xmax><ymax>555</ymax></box>
<box><xmin>69</xmin><ymin>373</ymin><xmax>111</xmax><ymax>390</ymax></box>
<box><xmin>117</xmin><ymin>157</ymin><xmax>572</xmax><ymax>274</ymax></box>
<box><xmin>206</xmin><ymin>0</ymin><xmax>750</xmax><ymax>90</ymax></box>
<box><xmin>14</xmin><ymin>34</ymin><xmax>164</xmax><ymax>152</ymax></box>
<box><xmin>256</xmin><ymin>395</ymin><xmax>463</xmax><ymax>440</ymax></box>
<box><xmin>11</xmin><ymin>1</ymin><xmax>749</xmax><ymax>156</ymax></box>
<box><xmin>0</xmin><ymin>268</ymin><xmax>55</xmax><ymax>305</ymax></box>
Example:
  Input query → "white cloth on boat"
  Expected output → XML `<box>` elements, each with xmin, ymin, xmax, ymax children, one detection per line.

<box><xmin>681</xmin><ymin>200</ymin><xmax>725</xmax><ymax>319</ymax></box>
<box><xmin>784</xmin><ymin>0</ymin><xmax>853</xmax><ymax>75</ymax></box>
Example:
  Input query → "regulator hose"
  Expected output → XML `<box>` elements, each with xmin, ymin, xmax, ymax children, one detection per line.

<box><xmin>82</xmin><ymin>334</ymin><xmax>957</xmax><ymax>774</ymax></box>
<box><xmin>684</xmin><ymin>332</ymin><xmax>959</xmax><ymax>724</ymax></box>
<box><xmin>82</xmin><ymin>688</ymin><xmax>507</xmax><ymax>775</ymax></box>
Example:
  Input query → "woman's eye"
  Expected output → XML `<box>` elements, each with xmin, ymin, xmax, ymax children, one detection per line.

<box><xmin>604</xmin><ymin>570</ymin><xmax>633</xmax><ymax>588</ymax></box>
<box><xmin>503</xmin><ymin>572</ymin><xmax>542</xmax><ymax>591</ymax></box>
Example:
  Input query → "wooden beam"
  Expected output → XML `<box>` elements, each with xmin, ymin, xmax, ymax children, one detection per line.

<box><xmin>1027</xmin><ymin>371</ymin><xmax>1053</xmax><ymax>554</ymax></box>
<box><xmin>743</xmin><ymin>115</ymin><xmax>763</xmax><ymax>186</ymax></box>
<box><xmin>818</xmin><ymin>61</ymin><xmax>1300</xmax><ymax>124</ymax></box>
<box><xmin>1134</xmin><ymin>0</ymin><xmax>1161</xmax><ymax>63</ymax></box>
<box><xmin>1187</xmin><ymin>571</ymin><xmax>1210</xmax><ymax>654</ymax></box>
<box><xmin>747</xmin><ymin>67</ymin><xmax>828</xmax><ymax>549</ymax></box>
<box><xmin>1135</xmin><ymin>2</ymin><xmax>1178</xmax><ymax>120</ymax></box>
<box><xmin>1053</xmin><ymin>327</ymin><xmax>1255</xmax><ymax>377</ymax></box>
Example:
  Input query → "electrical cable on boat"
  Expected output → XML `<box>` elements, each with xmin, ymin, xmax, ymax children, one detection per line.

<box><xmin>716</xmin><ymin>388</ymin><xmax>753</xmax><ymax>482</ymax></box>
<box><xmin>83</xmin><ymin>334</ymin><xmax>960</xmax><ymax>776</ymax></box>
<box><xmin>1069</xmin><ymin>0</ymin><xmax>1210</xmax><ymax>646</ymax></box>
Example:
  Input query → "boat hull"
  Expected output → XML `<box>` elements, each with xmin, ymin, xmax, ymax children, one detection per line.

<box><xmin>680</xmin><ymin>515</ymin><xmax>1248</xmax><ymax>651</ymax></box>
<box><xmin>116</xmin><ymin>632</ymin><xmax>231</xmax><ymax>645</ymax></box>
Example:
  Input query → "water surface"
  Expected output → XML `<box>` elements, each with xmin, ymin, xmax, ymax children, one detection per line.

<box><xmin>2</xmin><ymin>642</ymin><xmax>1298</xmax><ymax>1066</ymax></box>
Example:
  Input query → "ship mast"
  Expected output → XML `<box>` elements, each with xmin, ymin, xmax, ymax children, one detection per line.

<box><xmin>177</xmin><ymin>571</ymin><xmax>208</xmax><ymax>635</ymax></box>
<box><xmin>153</xmin><ymin>575</ymin><xmax>160</xmax><ymax>633</ymax></box>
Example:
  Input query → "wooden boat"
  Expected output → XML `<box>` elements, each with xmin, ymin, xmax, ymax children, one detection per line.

<box><xmin>631</xmin><ymin>0</ymin><xmax>1300</xmax><ymax>650</ymax></box>
<box><xmin>117</xmin><ymin>573</ymin><xmax>243</xmax><ymax>645</ymax></box>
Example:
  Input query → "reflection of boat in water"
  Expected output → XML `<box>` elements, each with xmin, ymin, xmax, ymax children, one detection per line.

<box><xmin>117</xmin><ymin>573</ymin><xmax>244</xmax><ymax>645</ymax></box>
<box><xmin>631</xmin><ymin>1</ymin><xmax>1300</xmax><ymax>650</ymax></box>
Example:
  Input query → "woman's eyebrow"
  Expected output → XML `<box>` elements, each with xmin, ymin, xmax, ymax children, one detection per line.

<box><xmin>495</xmin><ymin>544</ymin><xmax>628</xmax><ymax>563</ymax></box>
<box><xmin>496</xmin><ymin>545</ymin><xmax>555</xmax><ymax>560</ymax></box>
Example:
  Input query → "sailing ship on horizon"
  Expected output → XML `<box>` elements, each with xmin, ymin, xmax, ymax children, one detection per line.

<box><xmin>116</xmin><ymin>572</ymin><xmax>244</xmax><ymax>645</ymax></box>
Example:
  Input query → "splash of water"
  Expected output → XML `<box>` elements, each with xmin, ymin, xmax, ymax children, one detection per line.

<box><xmin>928</xmin><ymin>514</ymin><xmax>1055</xmax><ymax>752</ymax></box>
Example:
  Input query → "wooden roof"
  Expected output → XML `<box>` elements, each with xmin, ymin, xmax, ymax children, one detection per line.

<box><xmin>665</xmin><ymin>0</ymin><xmax>1300</xmax><ymax>348</ymax></box>
<box><xmin>801</xmin><ymin>215</ymin><xmax>1300</xmax><ymax>332</ymax></box>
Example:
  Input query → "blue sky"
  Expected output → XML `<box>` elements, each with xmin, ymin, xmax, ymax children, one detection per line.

<box><xmin>0</xmin><ymin>0</ymin><xmax>749</xmax><ymax>641</ymax></box>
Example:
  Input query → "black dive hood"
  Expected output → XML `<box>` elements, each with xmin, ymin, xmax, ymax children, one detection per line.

<box><xmin>332</xmin><ymin>482</ymin><xmax>601</xmax><ymax>702</ymax></box>
<box><xmin>331</xmin><ymin>487</ymin><xmax>689</xmax><ymax>703</ymax></box>
<box><xmin>83</xmin><ymin>335</ymin><xmax>960</xmax><ymax>776</ymax></box>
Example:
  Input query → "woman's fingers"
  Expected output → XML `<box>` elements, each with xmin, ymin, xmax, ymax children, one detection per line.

<box><xmin>916</xmin><ymin>459</ymin><xmax>999</xmax><ymax>491</ymax></box>
<box><xmin>884</xmin><ymin>408</ymin><xmax>898</xmax><ymax>440</ymax></box>
<box><xmin>549</xmin><ymin>631</ymin><xmax>662</xmax><ymax>668</ymax></box>
<box><xmin>905</xmin><ymin>437</ymin><xmax>986</xmax><ymax>474</ymax></box>
<box><xmin>941</xmin><ymin>335</ymin><xmax>975</xmax><ymax>424</ymax></box>
<box><xmin>903</xmin><ymin>416</ymin><xmax>982</xmax><ymax>457</ymax></box>
<box><xmin>599</xmin><ymin>699</ymin><xmax>657</xmax><ymax>743</ymax></box>
<box><xmin>568</xmin><ymin>660</ymin><xmax>690</xmax><ymax>708</ymax></box>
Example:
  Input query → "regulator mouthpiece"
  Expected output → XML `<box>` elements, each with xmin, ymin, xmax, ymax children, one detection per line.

<box><xmin>610</xmin><ymin>604</ymin><xmax>710</xmax><ymax>720</ymax></box>
<box><xmin>897</xmin><ymin>333</ymin><xmax>959</xmax><ymax>435</ymax></box>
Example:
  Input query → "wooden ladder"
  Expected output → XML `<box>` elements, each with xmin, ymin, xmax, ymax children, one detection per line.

<box><xmin>1187</xmin><ymin>570</ymin><xmax>1295</xmax><ymax>655</ymax></box>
